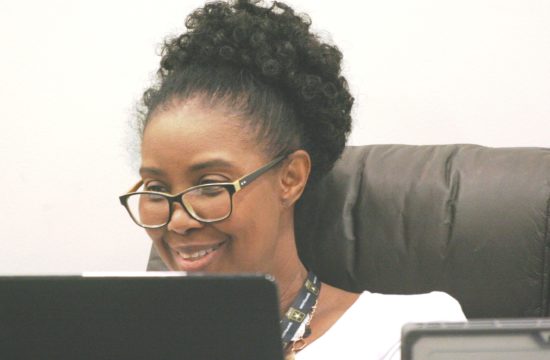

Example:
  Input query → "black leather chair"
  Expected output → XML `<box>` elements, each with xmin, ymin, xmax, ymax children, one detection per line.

<box><xmin>148</xmin><ymin>144</ymin><xmax>550</xmax><ymax>319</ymax></box>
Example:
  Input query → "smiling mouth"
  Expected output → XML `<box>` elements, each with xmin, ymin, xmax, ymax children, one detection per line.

<box><xmin>176</xmin><ymin>240</ymin><xmax>227</xmax><ymax>261</ymax></box>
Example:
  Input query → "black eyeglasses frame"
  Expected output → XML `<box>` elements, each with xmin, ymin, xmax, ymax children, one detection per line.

<box><xmin>119</xmin><ymin>154</ymin><xmax>288</xmax><ymax>228</ymax></box>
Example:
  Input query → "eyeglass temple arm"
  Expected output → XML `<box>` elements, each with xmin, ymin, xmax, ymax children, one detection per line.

<box><xmin>126</xmin><ymin>153</ymin><xmax>287</xmax><ymax>194</ymax></box>
<box><xmin>232</xmin><ymin>155</ymin><xmax>286</xmax><ymax>191</ymax></box>
<box><xmin>127</xmin><ymin>180</ymin><xmax>144</xmax><ymax>193</ymax></box>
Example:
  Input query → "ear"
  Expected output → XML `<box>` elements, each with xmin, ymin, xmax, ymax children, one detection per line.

<box><xmin>279</xmin><ymin>150</ymin><xmax>311</xmax><ymax>207</ymax></box>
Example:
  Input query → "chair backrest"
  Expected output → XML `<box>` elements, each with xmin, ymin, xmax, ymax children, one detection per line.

<box><xmin>148</xmin><ymin>144</ymin><xmax>550</xmax><ymax>318</ymax></box>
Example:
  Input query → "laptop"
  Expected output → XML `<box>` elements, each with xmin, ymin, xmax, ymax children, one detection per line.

<box><xmin>401</xmin><ymin>319</ymin><xmax>550</xmax><ymax>360</ymax></box>
<box><xmin>0</xmin><ymin>273</ymin><xmax>284</xmax><ymax>360</ymax></box>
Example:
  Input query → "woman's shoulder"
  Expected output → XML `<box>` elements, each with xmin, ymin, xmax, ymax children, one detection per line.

<box><xmin>359</xmin><ymin>290</ymin><xmax>466</xmax><ymax>322</ymax></box>
<box><xmin>296</xmin><ymin>290</ymin><xmax>465</xmax><ymax>360</ymax></box>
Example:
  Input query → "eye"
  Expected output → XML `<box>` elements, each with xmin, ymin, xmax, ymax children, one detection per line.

<box><xmin>198</xmin><ymin>185</ymin><xmax>226</xmax><ymax>196</ymax></box>
<box><xmin>199</xmin><ymin>176</ymin><xmax>228</xmax><ymax>185</ymax></box>
<box><xmin>144</xmin><ymin>182</ymin><xmax>168</xmax><ymax>193</ymax></box>
<box><xmin>143</xmin><ymin>192</ymin><xmax>166</xmax><ymax>202</ymax></box>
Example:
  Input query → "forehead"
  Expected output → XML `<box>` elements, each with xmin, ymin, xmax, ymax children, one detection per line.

<box><xmin>141</xmin><ymin>99</ymin><xmax>263</xmax><ymax>170</ymax></box>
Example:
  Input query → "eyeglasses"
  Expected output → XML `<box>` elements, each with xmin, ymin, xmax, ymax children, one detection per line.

<box><xmin>119</xmin><ymin>154</ymin><xmax>287</xmax><ymax>229</ymax></box>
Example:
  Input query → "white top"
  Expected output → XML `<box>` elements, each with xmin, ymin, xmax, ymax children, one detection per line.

<box><xmin>296</xmin><ymin>291</ymin><xmax>466</xmax><ymax>360</ymax></box>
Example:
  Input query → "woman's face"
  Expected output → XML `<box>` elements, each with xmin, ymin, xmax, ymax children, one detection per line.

<box><xmin>140</xmin><ymin>98</ymin><xmax>290</xmax><ymax>274</ymax></box>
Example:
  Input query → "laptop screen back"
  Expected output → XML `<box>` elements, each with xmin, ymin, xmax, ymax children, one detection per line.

<box><xmin>401</xmin><ymin>319</ymin><xmax>550</xmax><ymax>360</ymax></box>
<box><xmin>0</xmin><ymin>273</ymin><xmax>284</xmax><ymax>360</ymax></box>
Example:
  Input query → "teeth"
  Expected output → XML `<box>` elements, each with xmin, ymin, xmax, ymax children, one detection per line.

<box><xmin>178</xmin><ymin>242</ymin><xmax>224</xmax><ymax>260</ymax></box>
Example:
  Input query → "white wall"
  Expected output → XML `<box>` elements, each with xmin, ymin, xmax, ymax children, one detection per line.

<box><xmin>0</xmin><ymin>0</ymin><xmax>548</xmax><ymax>274</ymax></box>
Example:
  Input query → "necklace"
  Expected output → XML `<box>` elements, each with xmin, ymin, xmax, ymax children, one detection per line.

<box><xmin>284</xmin><ymin>296</ymin><xmax>319</xmax><ymax>360</ymax></box>
<box><xmin>280</xmin><ymin>271</ymin><xmax>321</xmax><ymax>359</ymax></box>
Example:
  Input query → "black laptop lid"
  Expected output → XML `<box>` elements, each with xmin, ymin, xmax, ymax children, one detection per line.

<box><xmin>0</xmin><ymin>273</ymin><xmax>284</xmax><ymax>360</ymax></box>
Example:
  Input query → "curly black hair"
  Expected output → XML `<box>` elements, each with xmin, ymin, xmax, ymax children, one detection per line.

<box><xmin>139</xmin><ymin>0</ymin><xmax>353</xmax><ymax>183</ymax></box>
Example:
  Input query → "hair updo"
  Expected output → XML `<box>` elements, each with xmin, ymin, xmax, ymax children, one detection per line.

<box><xmin>138</xmin><ymin>0</ymin><xmax>354</xmax><ymax>184</ymax></box>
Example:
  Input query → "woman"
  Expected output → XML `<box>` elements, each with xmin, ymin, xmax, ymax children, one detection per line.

<box><xmin>120</xmin><ymin>1</ymin><xmax>465</xmax><ymax>358</ymax></box>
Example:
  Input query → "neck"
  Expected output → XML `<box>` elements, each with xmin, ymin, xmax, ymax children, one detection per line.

<box><xmin>277</xmin><ymin>262</ymin><xmax>308</xmax><ymax>314</ymax></box>
<box><xmin>271</xmin><ymin>206</ymin><xmax>309</xmax><ymax>314</ymax></box>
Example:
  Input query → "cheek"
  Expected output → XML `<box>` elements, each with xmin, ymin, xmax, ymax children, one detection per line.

<box><xmin>145</xmin><ymin>228</ymin><xmax>164</xmax><ymax>243</ymax></box>
<box><xmin>145</xmin><ymin>228</ymin><xmax>172</xmax><ymax>262</ymax></box>
<box><xmin>228</xmin><ymin>187</ymin><xmax>281</xmax><ymax>242</ymax></box>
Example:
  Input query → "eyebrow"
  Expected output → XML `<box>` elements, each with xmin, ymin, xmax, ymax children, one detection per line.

<box><xmin>188</xmin><ymin>158</ymin><xmax>236</xmax><ymax>172</ymax></box>
<box><xmin>139</xmin><ymin>167</ymin><xmax>165</xmax><ymax>177</ymax></box>
<box><xmin>139</xmin><ymin>158</ymin><xmax>237</xmax><ymax>177</ymax></box>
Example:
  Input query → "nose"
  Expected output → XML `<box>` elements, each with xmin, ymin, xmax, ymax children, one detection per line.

<box><xmin>167</xmin><ymin>201</ymin><xmax>203</xmax><ymax>235</ymax></box>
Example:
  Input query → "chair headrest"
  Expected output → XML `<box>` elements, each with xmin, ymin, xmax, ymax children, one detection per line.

<box><xmin>295</xmin><ymin>144</ymin><xmax>550</xmax><ymax>318</ymax></box>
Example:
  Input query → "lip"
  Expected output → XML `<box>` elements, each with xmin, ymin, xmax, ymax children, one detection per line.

<box><xmin>170</xmin><ymin>239</ymin><xmax>228</xmax><ymax>272</ymax></box>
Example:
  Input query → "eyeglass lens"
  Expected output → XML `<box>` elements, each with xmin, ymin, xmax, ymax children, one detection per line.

<box><xmin>125</xmin><ymin>185</ymin><xmax>232</xmax><ymax>226</ymax></box>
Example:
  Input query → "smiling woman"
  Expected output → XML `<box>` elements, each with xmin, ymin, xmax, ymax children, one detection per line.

<box><xmin>139</xmin><ymin>103</ymin><xmax>301</xmax><ymax>275</ymax></box>
<box><xmin>119</xmin><ymin>0</ymin><xmax>464</xmax><ymax>358</ymax></box>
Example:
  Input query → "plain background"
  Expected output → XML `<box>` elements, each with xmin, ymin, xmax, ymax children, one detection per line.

<box><xmin>0</xmin><ymin>0</ymin><xmax>549</xmax><ymax>274</ymax></box>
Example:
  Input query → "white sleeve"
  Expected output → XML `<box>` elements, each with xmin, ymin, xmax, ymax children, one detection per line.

<box><xmin>296</xmin><ymin>291</ymin><xmax>466</xmax><ymax>360</ymax></box>
<box><xmin>386</xmin><ymin>291</ymin><xmax>467</xmax><ymax>360</ymax></box>
<box><xmin>411</xmin><ymin>291</ymin><xmax>467</xmax><ymax>322</ymax></box>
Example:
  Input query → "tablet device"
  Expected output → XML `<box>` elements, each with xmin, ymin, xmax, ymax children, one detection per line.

<box><xmin>0</xmin><ymin>273</ymin><xmax>284</xmax><ymax>360</ymax></box>
<box><xmin>401</xmin><ymin>319</ymin><xmax>550</xmax><ymax>360</ymax></box>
